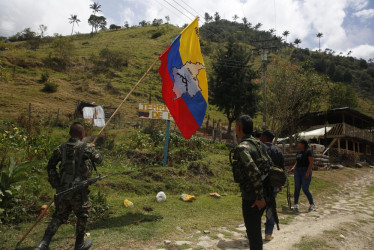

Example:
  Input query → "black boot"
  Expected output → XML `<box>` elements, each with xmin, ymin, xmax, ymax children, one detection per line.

<box><xmin>74</xmin><ymin>234</ymin><xmax>92</xmax><ymax>250</ymax></box>
<box><xmin>35</xmin><ymin>232</ymin><xmax>53</xmax><ymax>250</ymax></box>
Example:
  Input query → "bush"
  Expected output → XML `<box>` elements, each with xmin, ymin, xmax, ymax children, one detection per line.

<box><xmin>151</xmin><ymin>31</ymin><xmax>163</xmax><ymax>39</ymax></box>
<box><xmin>39</xmin><ymin>72</ymin><xmax>49</xmax><ymax>83</ymax></box>
<box><xmin>42</xmin><ymin>82</ymin><xmax>58</xmax><ymax>93</ymax></box>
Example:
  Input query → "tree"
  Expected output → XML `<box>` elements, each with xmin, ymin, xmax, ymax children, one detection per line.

<box><xmin>204</xmin><ymin>12</ymin><xmax>213</xmax><ymax>23</ymax></box>
<box><xmin>68</xmin><ymin>14</ymin><xmax>80</xmax><ymax>35</ymax></box>
<box><xmin>242</xmin><ymin>17</ymin><xmax>248</xmax><ymax>26</ymax></box>
<box><xmin>329</xmin><ymin>83</ymin><xmax>358</xmax><ymax>109</ymax></box>
<box><xmin>88</xmin><ymin>15</ymin><xmax>106</xmax><ymax>33</ymax></box>
<box><xmin>214</xmin><ymin>12</ymin><xmax>221</xmax><ymax>22</ymax></box>
<box><xmin>269</xmin><ymin>28</ymin><xmax>276</xmax><ymax>35</ymax></box>
<box><xmin>152</xmin><ymin>18</ymin><xmax>163</xmax><ymax>27</ymax></box>
<box><xmin>232</xmin><ymin>14</ymin><xmax>239</xmax><ymax>22</ymax></box>
<box><xmin>124</xmin><ymin>21</ymin><xmax>129</xmax><ymax>29</ymax></box>
<box><xmin>209</xmin><ymin>38</ymin><xmax>259</xmax><ymax>133</ymax></box>
<box><xmin>294</xmin><ymin>38</ymin><xmax>301</xmax><ymax>48</ymax></box>
<box><xmin>90</xmin><ymin>2</ymin><xmax>102</xmax><ymax>15</ymax></box>
<box><xmin>266</xmin><ymin>58</ymin><xmax>327</xmax><ymax>139</ymax></box>
<box><xmin>38</xmin><ymin>24</ymin><xmax>47</xmax><ymax>38</ymax></box>
<box><xmin>165</xmin><ymin>16</ymin><xmax>170</xmax><ymax>24</ymax></box>
<box><xmin>254</xmin><ymin>22</ymin><xmax>262</xmax><ymax>30</ymax></box>
<box><xmin>282</xmin><ymin>30</ymin><xmax>290</xmax><ymax>43</ymax></box>
<box><xmin>109</xmin><ymin>24</ymin><xmax>121</xmax><ymax>30</ymax></box>
<box><xmin>316</xmin><ymin>32</ymin><xmax>323</xmax><ymax>52</ymax></box>
<box><xmin>139</xmin><ymin>20</ymin><xmax>149</xmax><ymax>27</ymax></box>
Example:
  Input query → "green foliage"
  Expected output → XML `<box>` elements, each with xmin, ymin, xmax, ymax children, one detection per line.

<box><xmin>8</xmin><ymin>28</ymin><xmax>36</xmax><ymax>42</ymax></box>
<box><xmin>44</xmin><ymin>37</ymin><xmax>74</xmax><ymax>70</ymax></box>
<box><xmin>42</xmin><ymin>82</ymin><xmax>58</xmax><ymax>93</ymax></box>
<box><xmin>39</xmin><ymin>71</ymin><xmax>49</xmax><ymax>83</ymax></box>
<box><xmin>88</xmin><ymin>15</ymin><xmax>107</xmax><ymax>33</ymax></box>
<box><xmin>329</xmin><ymin>83</ymin><xmax>358</xmax><ymax>109</ymax></box>
<box><xmin>90</xmin><ymin>190</ymin><xmax>110</xmax><ymax>221</ymax></box>
<box><xmin>0</xmin><ymin>157</ymin><xmax>33</xmax><ymax>224</ymax></box>
<box><xmin>209</xmin><ymin>37</ymin><xmax>259</xmax><ymax>132</ymax></box>
<box><xmin>266</xmin><ymin>57</ymin><xmax>328</xmax><ymax>136</ymax></box>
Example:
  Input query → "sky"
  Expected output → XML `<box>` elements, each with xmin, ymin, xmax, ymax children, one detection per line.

<box><xmin>1</xmin><ymin>0</ymin><xmax>374</xmax><ymax>60</ymax></box>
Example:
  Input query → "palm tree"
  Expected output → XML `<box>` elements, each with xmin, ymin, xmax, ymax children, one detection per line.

<box><xmin>294</xmin><ymin>38</ymin><xmax>301</xmax><ymax>48</ymax></box>
<box><xmin>68</xmin><ymin>14</ymin><xmax>80</xmax><ymax>35</ymax></box>
<box><xmin>90</xmin><ymin>2</ymin><xmax>102</xmax><ymax>15</ymax></box>
<box><xmin>39</xmin><ymin>24</ymin><xmax>47</xmax><ymax>38</ymax></box>
<box><xmin>233</xmin><ymin>14</ymin><xmax>239</xmax><ymax>22</ymax></box>
<box><xmin>282</xmin><ymin>30</ymin><xmax>290</xmax><ymax>43</ymax></box>
<box><xmin>316</xmin><ymin>32</ymin><xmax>323</xmax><ymax>52</ymax></box>
<box><xmin>269</xmin><ymin>28</ymin><xmax>276</xmax><ymax>35</ymax></box>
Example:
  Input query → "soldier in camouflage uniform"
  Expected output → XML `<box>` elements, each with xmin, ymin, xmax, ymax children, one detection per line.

<box><xmin>232</xmin><ymin>115</ymin><xmax>266</xmax><ymax>250</ymax></box>
<box><xmin>36</xmin><ymin>122</ymin><xmax>102</xmax><ymax>250</ymax></box>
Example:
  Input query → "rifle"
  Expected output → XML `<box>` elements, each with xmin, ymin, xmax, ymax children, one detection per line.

<box><xmin>16</xmin><ymin>175</ymin><xmax>107</xmax><ymax>248</ymax></box>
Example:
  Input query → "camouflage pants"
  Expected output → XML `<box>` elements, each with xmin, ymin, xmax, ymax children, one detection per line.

<box><xmin>45</xmin><ymin>188</ymin><xmax>91</xmax><ymax>237</ymax></box>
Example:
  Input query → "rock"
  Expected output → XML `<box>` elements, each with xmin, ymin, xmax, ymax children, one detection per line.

<box><xmin>331</xmin><ymin>164</ymin><xmax>344</xmax><ymax>170</ymax></box>
<box><xmin>340</xmin><ymin>234</ymin><xmax>345</xmax><ymax>239</ymax></box>
<box><xmin>355</xmin><ymin>163</ymin><xmax>363</xmax><ymax>168</ymax></box>
<box><xmin>164</xmin><ymin>240</ymin><xmax>171</xmax><ymax>245</ymax></box>
<box><xmin>175</xmin><ymin>241</ymin><xmax>191</xmax><ymax>246</ymax></box>
<box><xmin>204</xmin><ymin>230</ymin><xmax>210</xmax><ymax>234</ymax></box>
<box><xmin>176</xmin><ymin>226</ymin><xmax>184</xmax><ymax>232</ymax></box>
<box><xmin>85</xmin><ymin>232</ymin><xmax>90</xmax><ymax>237</ymax></box>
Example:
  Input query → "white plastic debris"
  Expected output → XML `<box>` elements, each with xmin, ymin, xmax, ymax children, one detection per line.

<box><xmin>156</xmin><ymin>191</ymin><xmax>167</xmax><ymax>202</ymax></box>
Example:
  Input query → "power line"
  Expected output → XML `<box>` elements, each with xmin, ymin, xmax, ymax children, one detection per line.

<box><xmin>171</xmin><ymin>0</ymin><xmax>196</xmax><ymax>19</ymax></box>
<box><xmin>179</xmin><ymin>0</ymin><xmax>204</xmax><ymax>19</ymax></box>
<box><xmin>154</xmin><ymin>0</ymin><xmax>188</xmax><ymax>23</ymax></box>
<box><xmin>162</xmin><ymin>0</ymin><xmax>194</xmax><ymax>22</ymax></box>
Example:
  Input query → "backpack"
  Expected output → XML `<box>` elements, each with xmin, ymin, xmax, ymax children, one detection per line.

<box><xmin>59</xmin><ymin>142</ymin><xmax>89</xmax><ymax>187</ymax></box>
<box><xmin>238</xmin><ymin>138</ymin><xmax>287</xmax><ymax>188</ymax></box>
<box><xmin>230</xmin><ymin>137</ymin><xmax>287</xmax><ymax>230</ymax></box>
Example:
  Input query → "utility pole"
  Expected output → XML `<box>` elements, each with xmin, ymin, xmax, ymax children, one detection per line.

<box><xmin>261</xmin><ymin>49</ymin><xmax>268</xmax><ymax>129</ymax></box>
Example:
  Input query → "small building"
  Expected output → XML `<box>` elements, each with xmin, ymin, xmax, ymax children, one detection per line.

<box><xmin>297</xmin><ymin>107</ymin><xmax>374</xmax><ymax>163</ymax></box>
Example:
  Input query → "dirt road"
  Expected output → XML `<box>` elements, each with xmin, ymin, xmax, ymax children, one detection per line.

<box><xmin>157</xmin><ymin>168</ymin><xmax>374</xmax><ymax>249</ymax></box>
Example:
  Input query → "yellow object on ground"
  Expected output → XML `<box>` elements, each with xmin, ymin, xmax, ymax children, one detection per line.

<box><xmin>180</xmin><ymin>194</ymin><xmax>196</xmax><ymax>202</ymax></box>
<box><xmin>123</xmin><ymin>199</ymin><xmax>134</xmax><ymax>208</ymax></box>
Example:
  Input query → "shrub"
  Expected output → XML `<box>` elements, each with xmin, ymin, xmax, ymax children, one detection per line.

<box><xmin>42</xmin><ymin>82</ymin><xmax>58</xmax><ymax>93</ymax></box>
<box><xmin>39</xmin><ymin>72</ymin><xmax>49</xmax><ymax>83</ymax></box>
<box><xmin>151</xmin><ymin>31</ymin><xmax>163</xmax><ymax>39</ymax></box>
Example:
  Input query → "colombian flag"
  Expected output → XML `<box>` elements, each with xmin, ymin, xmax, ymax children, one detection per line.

<box><xmin>159</xmin><ymin>18</ymin><xmax>208</xmax><ymax>139</ymax></box>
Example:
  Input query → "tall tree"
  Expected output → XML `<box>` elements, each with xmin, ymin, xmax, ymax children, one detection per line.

<box><xmin>316</xmin><ymin>32</ymin><xmax>323</xmax><ymax>51</ymax></box>
<box><xmin>214</xmin><ymin>12</ymin><xmax>221</xmax><ymax>22</ymax></box>
<box><xmin>254</xmin><ymin>22</ymin><xmax>262</xmax><ymax>30</ymax></box>
<box><xmin>282</xmin><ymin>30</ymin><xmax>290</xmax><ymax>43</ymax></box>
<box><xmin>294</xmin><ymin>38</ymin><xmax>301</xmax><ymax>48</ymax></box>
<box><xmin>329</xmin><ymin>83</ymin><xmax>358</xmax><ymax>109</ymax></box>
<box><xmin>88</xmin><ymin>15</ymin><xmax>106</xmax><ymax>33</ymax></box>
<box><xmin>204</xmin><ymin>12</ymin><xmax>213</xmax><ymax>23</ymax></box>
<box><xmin>269</xmin><ymin>28</ymin><xmax>276</xmax><ymax>35</ymax></box>
<box><xmin>38</xmin><ymin>24</ymin><xmax>47</xmax><ymax>38</ymax></box>
<box><xmin>68</xmin><ymin>14</ymin><xmax>80</xmax><ymax>35</ymax></box>
<box><xmin>90</xmin><ymin>2</ymin><xmax>102</xmax><ymax>15</ymax></box>
<box><xmin>266</xmin><ymin>57</ymin><xmax>327</xmax><ymax>139</ymax></box>
<box><xmin>165</xmin><ymin>15</ymin><xmax>170</xmax><ymax>24</ymax></box>
<box><xmin>242</xmin><ymin>17</ymin><xmax>248</xmax><ymax>26</ymax></box>
<box><xmin>232</xmin><ymin>14</ymin><xmax>239</xmax><ymax>22</ymax></box>
<box><xmin>209</xmin><ymin>38</ymin><xmax>259</xmax><ymax>133</ymax></box>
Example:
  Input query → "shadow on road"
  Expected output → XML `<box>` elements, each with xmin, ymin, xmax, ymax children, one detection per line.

<box><xmin>217</xmin><ymin>239</ymin><xmax>248</xmax><ymax>249</ymax></box>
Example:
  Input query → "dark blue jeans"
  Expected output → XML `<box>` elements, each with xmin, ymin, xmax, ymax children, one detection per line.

<box><xmin>294</xmin><ymin>167</ymin><xmax>314</xmax><ymax>205</ymax></box>
<box><xmin>265</xmin><ymin>188</ymin><xmax>279</xmax><ymax>235</ymax></box>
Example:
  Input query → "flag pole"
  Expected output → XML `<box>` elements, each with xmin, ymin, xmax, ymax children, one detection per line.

<box><xmin>92</xmin><ymin>58</ymin><xmax>159</xmax><ymax>144</ymax></box>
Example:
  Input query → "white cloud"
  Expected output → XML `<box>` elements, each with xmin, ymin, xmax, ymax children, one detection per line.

<box><xmin>0</xmin><ymin>0</ymin><xmax>94</xmax><ymax>36</ymax></box>
<box><xmin>1</xmin><ymin>0</ymin><xmax>373</xmax><ymax>61</ymax></box>
<box><xmin>345</xmin><ymin>44</ymin><xmax>374</xmax><ymax>60</ymax></box>
<box><xmin>353</xmin><ymin>8</ymin><xmax>374</xmax><ymax>19</ymax></box>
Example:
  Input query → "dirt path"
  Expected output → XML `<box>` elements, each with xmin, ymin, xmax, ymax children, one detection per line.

<box><xmin>156</xmin><ymin>168</ymin><xmax>374</xmax><ymax>250</ymax></box>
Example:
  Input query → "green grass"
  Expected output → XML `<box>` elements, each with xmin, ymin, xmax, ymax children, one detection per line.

<box><xmin>294</xmin><ymin>236</ymin><xmax>332</xmax><ymax>250</ymax></box>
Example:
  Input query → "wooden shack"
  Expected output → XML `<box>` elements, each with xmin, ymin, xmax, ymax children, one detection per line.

<box><xmin>297</xmin><ymin>107</ymin><xmax>374</xmax><ymax>163</ymax></box>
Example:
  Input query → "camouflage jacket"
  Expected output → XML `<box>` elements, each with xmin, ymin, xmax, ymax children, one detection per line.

<box><xmin>47</xmin><ymin>138</ymin><xmax>103</xmax><ymax>189</ymax></box>
<box><xmin>231</xmin><ymin>135</ymin><xmax>264</xmax><ymax>201</ymax></box>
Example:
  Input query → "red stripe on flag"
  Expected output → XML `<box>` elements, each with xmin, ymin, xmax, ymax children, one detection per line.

<box><xmin>159</xmin><ymin>47</ymin><xmax>199</xmax><ymax>139</ymax></box>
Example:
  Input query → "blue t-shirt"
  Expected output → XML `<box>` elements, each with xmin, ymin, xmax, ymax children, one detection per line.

<box><xmin>296</xmin><ymin>148</ymin><xmax>313</xmax><ymax>168</ymax></box>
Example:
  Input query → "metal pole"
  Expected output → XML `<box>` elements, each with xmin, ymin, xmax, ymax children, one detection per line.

<box><xmin>163</xmin><ymin>120</ymin><xmax>171</xmax><ymax>167</ymax></box>
<box><xmin>262</xmin><ymin>49</ymin><xmax>268</xmax><ymax>129</ymax></box>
